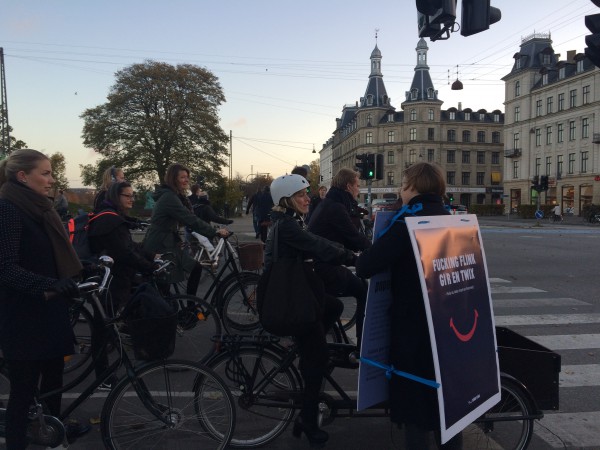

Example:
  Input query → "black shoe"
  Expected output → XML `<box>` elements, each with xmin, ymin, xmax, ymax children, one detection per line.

<box><xmin>292</xmin><ymin>416</ymin><xmax>328</xmax><ymax>448</ymax></box>
<box><xmin>63</xmin><ymin>418</ymin><xmax>91</xmax><ymax>443</ymax></box>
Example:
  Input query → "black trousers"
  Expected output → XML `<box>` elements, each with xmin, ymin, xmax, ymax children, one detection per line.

<box><xmin>5</xmin><ymin>357</ymin><xmax>64</xmax><ymax>450</ymax></box>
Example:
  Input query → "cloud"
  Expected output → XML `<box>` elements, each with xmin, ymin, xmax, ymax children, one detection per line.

<box><xmin>229</xmin><ymin>118</ymin><xmax>247</xmax><ymax>128</ymax></box>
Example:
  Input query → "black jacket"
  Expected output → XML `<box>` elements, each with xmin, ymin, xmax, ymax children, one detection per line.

<box><xmin>355</xmin><ymin>193</ymin><xmax>449</xmax><ymax>430</ymax></box>
<box><xmin>264</xmin><ymin>209</ymin><xmax>354</xmax><ymax>272</ymax></box>
<box><xmin>190</xmin><ymin>196</ymin><xmax>233</xmax><ymax>225</ymax></box>
<box><xmin>308</xmin><ymin>186</ymin><xmax>371</xmax><ymax>252</ymax></box>
<box><xmin>0</xmin><ymin>200</ymin><xmax>74</xmax><ymax>360</ymax></box>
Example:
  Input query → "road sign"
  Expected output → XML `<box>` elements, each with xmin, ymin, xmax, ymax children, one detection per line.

<box><xmin>535</xmin><ymin>210</ymin><xmax>544</xmax><ymax>219</ymax></box>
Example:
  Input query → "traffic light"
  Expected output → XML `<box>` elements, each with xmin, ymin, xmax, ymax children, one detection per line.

<box><xmin>366</xmin><ymin>154</ymin><xmax>376</xmax><ymax>180</ymax></box>
<box><xmin>540</xmin><ymin>175</ymin><xmax>549</xmax><ymax>191</ymax></box>
<box><xmin>460</xmin><ymin>0</ymin><xmax>501</xmax><ymax>37</ymax></box>
<box><xmin>356</xmin><ymin>153</ymin><xmax>368</xmax><ymax>180</ymax></box>
<box><xmin>531</xmin><ymin>175</ymin><xmax>541</xmax><ymax>192</ymax></box>
<box><xmin>416</xmin><ymin>0</ymin><xmax>456</xmax><ymax>40</ymax></box>
<box><xmin>375</xmin><ymin>153</ymin><xmax>384</xmax><ymax>180</ymax></box>
<box><xmin>585</xmin><ymin>11</ymin><xmax>600</xmax><ymax>68</ymax></box>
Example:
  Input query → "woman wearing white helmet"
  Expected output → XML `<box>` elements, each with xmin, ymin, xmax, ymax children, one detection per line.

<box><xmin>265</xmin><ymin>174</ymin><xmax>356</xmax><ymax>448</ymax></box>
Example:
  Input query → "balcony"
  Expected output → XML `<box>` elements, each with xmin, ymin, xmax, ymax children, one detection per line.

<box><xmin>504</xmin><ymin>148</ymin><xmax>521</xmax><ymax>158</ymax></box>
<box><xmin>593</xmin><ymin>133</ymin><xmax>600</xmax><ymax>144</ymax></box>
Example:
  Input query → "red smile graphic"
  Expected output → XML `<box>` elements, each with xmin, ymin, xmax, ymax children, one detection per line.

<box><xmin>449</xmin><ymin>309</ymin><xmax>479</xmax><ymax>342</ymax></box>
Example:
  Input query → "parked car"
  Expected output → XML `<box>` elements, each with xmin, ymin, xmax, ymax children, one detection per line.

<box><xmin>371</xmin><ymin>198</ymin><xmax>398</xmax><ymax>219</ymax></box>
<box><xmin>449</xmin><ymin>204</ymin><xmax>468</xmax><ymax>215</ymax></box>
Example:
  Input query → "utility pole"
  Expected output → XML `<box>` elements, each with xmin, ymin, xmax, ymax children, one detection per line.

<box><xmin>0</xmin><ymin>48</ymin><xmax>10</xmax><ymax>158</ymax></box>
<box><xmin>229</xmin><ymin>130</ymin><xmax>233</xmax><ymax>181</ymax></box>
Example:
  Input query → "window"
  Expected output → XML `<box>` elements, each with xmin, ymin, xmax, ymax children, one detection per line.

<box><xmin>428</xmin><ymin>128</ymin><xmax>435</xmax><ymax>140</ymax></box>
<box><xmin>462</xmin><ymin>151</ymin><xmax>470</xmax><ymax>164</ymax></box>
<box><xmin>515</xmin><ymin>81</ymin><xmax>520</xmax><ymax>97</ymax></box>
<box><xmin>461</xmin><ymin>172</ymin><xmax>470</xmax><ymax>185</ymax></box>
<box><xmin>366</xmin><ymin>132</ymin><xmax>373</xmax><ymax>144</ymax></box>
<box><xmin>491</xmin><ymin>152</ymin><xmax>500</xmax><ymax>165</ymax></box>
<box><xmin>546</xmin><ymin>126</ymin><xmax>552</xmax><ymax>145</ymax></box>
<box><xmin>512</xmin><ymin>160</ymin><xmax>519</xmax><ymax>179</ymax></box>
<box><xmin>535</xmin><ymin>128</ymin><xmax>541</xmax><ymax>147</ymax></box>
<box><xmin>447</xmin><ymin>129</ymin><xmax>456</xmax><ymax>142</ymax></box>
<box><xmin>569</xmin><ymin>121</ymin><xmax>576</xmax><ymax>141</ymax></box>
<box><xmin>366</xmin><ymin>114</ymin><xmax>372</xmax><ymax>125</ymax></box>
<box><xmin>447</xmin><ymin>150</ymin><xmax>455</xmax><ymax>163</ymax></box>
<box><xmin>491</xmin><ymin>171</ymin><xmax>501</xmax><ymax>185</ymax></box>
<box><xmin>477</xmin><ymin>151</ymin><xmax>485</xmax><ymax>164</ymax></box>
<box><xmin>367</xmin><ymin>95</ymin><xmax>373</xmax><ymax>106</ymax></box>
<box><xmin>462</xmin><ymin>130</ymin><xmax>471</xmax><ymax>142</ymax></box>
<box><xmin>492</xmin><ymin>131</ymin><xmax>500</xmax><ymax>144</ymax></box>
<box><xmin>479</xmin><ymin>113</ymin><xmax>485</xmax><ymax>121</ymax></box>
<box><xmin>427</xmin><ymin>149</ymin><xmax>434</xmax><ymax>162</ymax></box>
<box><xmin>583</xmin><ymin>85</ymin><xmax>590</xmax><ymax>104</ymax></box>
<box><xmin>558</xmin><ymin>93</ymin><xmax>564</xmax><ymax>111</ymax></box>
<box><xmin>557</xmin><ymin>155</ymin><xmax>563</xmax><ymax>176</ymax></box>
<box><xmin>410</xmin><ymin>109</ymin><xmax>417</xmax><ymax>121</ymax></box>
<box><xmin>582</xmin><ymin>117</ymin><xmax>589</xmax><ymax>139</ymax></box>
<box><xmin>387</xmin><ymin>150</ymin><xmax>395</xmax><ymax>164</ymax></box>
<box><xmin>447</xmin><ymin>171</ymin><xmax>455</xmax><ymax>185</ymax></box>
<box><xmin>449</xmin><ymin>111</ymin><xmax>456</xmax><ymax>120</ymax></box>
<box><xmin>387</xmin><ymin>131</ymin><xmax>395</xmax><ymax>143</ymax></box>
<box><xmin>410</xmin><ymin>128</ymin><xmax>417</xmax><ymax>141</ymax></box>
<box><xmin>409</xmin><ymin>149</ymin><xmax>417</xmax><ymax>163</ymax></box>
<box><xmin>513</xmin><ymin>132</ymin><xmax>520</xmax><ymax>150</ymax></box>
<box><xmin>465</xmin><ymin>112</ymin><xmax>471</xmax><ymax>121</ymax></box>
<box><xmin>559</xmin><ymin>67</ymin><xmax>565</xmax><ymax>79</ymax></box>
<box><xmin>568</xmin><ymin>153</ymin><xmax>575</xmax><ymax>174</ymax></box>
<box><xmin>547</xmin><ymin>96</ymin><xmax>553</xmax><ymax>114</ymax></box>
<box><xmin>557</xmin><ymin>123</ymin><xmax>563</xmax><ymax>143</ymax></box>
<box><xmin>514</xmin><ymin>106</ymin><xmax>520</xmax><ymax>122</ymax></box>
<box><xmin>546</xmin><ymin>156</ymin><xmax>551</xmax><ymax>175</ymax></box>
<box><xmin>388</xmin><ymin>113</ymin><xmax>394</xmax><ymax>122</ymax></box>
<box><xmin>577</xmin><ymin>59</ymin><xmax>584</xmax><ymax>72</ymax></box>
<box><xmin>536</xmin><ymin>100</ymin><xmax>542</xmax><ymax>117</ymax></box>
<box><xmin>581</xmin><ymin>151</ymin><xmax>589</xmax><ymax>173</ymax></box>
<box><xmin>477</xmin><ymin>131</ymin><xmax>485</xmax><ymax>143</ymax></box>
<box><xmin>411</xmin><ymin>89</ymin><xmax>418</xmax><ymax>100</ymax></box>
<box><xmin>428</xmin><ymin>109</ymin><xmax>434</xmax><ymax>121</ymax></box>
<box><xmin>542</xmin><ymin>73</ymin><xmax>548</xmax><ymax>85</ymax></box>
<box><xmin>476</xmin><ymin>172</ymin><xmax>485</xmax><ymax>185</ymax></box>
<box><xmin>535</xmin><ymin>158</ymin><xmax>541</xmax><ymax>176</ymax></box>
<box><xmin>569</xmin><ymin>89</ymin><xmax>577</xmax><ymax>108</ymax></box>
<box><xmin>387</xmin><ymin>171</ymin><xmax>394</xmax><ymax>186</ymax></box>
<box><xmin>427</xmin><ymin>88</ymin><xmax>434</xmax><ymax>99</ymax></box>
<box><xmin>542</xmin><ymin>53</ymin><xmax>551</xmax><ymax>65</ymax></box>
<box><xmin>516</xmin><ymin>57</ymin><xmax>521</xmax><ymax>69</ymax></box>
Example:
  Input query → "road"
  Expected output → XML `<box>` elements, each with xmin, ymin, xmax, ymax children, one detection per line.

<box><xmin>19</xmin><ymin>214</ymin><xmax>600</xmax><ymax>449</ymax></box>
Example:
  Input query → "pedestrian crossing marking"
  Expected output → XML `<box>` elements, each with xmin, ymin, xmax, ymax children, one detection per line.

<box><xmin>493</xmin><ymin>297</ymin><xmax>589</xmax><ymax>308</ymax></box>
<box><xmin>557</xmin><ymin>364</ymin><xmax>600</xmax><ymax>387</ymax></box>
<box><xmin>495</xmin><ymin>314</ymin><xmax>600</xmax><ymax>326</ymax></box>
<box><xmin>537</xmin><ymin>411</ymin><xmax>600</xmax><ymax>449</ymax></box>
<box><xmin>527</xmin><ymin>334</ymin><xmax>600</xmax><ymax>350</ymax></box>
<box><xmin>491</xmin><ymin>285</ymin><xmax>546</xmax><ymax>294</ymax></box>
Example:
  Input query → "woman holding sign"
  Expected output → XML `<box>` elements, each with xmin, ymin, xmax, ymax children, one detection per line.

<box><xmin>355</xmin><ymin>162</ymin><xmax>462</xmax><ymax>450</ymax></box>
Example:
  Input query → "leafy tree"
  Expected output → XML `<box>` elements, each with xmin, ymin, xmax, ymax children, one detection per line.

<box><xmin>0</xmin><ymin>123</ymin><xmax>28</xmax><ymax>156</ymax></box>
<box><xmin>49</xmin><ymin>152</ymin><xmax>68</xmax><ymax>193</ymax></box>
<box><xmin>80</xmin><ymin>60</ymin><xmax>229</xmax><ymax>188</ymax></box>
<box><xmin>308</xmin><ymin>158</ymin><xmax>321</xmax><ymax>194</ymax></box>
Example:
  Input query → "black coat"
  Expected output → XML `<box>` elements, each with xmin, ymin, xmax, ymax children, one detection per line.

<box><xmin>0</xmin><ymin>200</ymin><xmax>75</xmax><ymax>360</ymax></box>
<box><xmin>355</xmin><ymin>193</ymin><xmax>450</xmax><ymax>430</ymax></box>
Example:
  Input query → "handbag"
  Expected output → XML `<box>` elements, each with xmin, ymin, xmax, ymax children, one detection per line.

<box><xmin>256</xmin><ymin>220</ymin><xmax>323</xmax><ymax>336</ymax></box>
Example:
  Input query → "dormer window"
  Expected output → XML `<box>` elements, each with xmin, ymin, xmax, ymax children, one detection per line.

<box><xmin>465</xmin><ymin>112</ymin><xmax>471</xmax><ymax>121</ymax></box>
<box><xmin>388</xmin><ymin>113</ymin><xmax>394</xmax><ymax>122</ymax></box>
<box><xmin>542</xmin><ymin>73</ymin><xmax>548</xmax><ymax>85</ymax></box>
<box><xmin>427</xmin><ymin>88</ymin><xmax>434</xmax><ymax>99</ymax></box>
<box><xmin>577</xmin><ymin>59</ymin><xmax>584</xmax><ymax>72</ymax></box>
<box><xmin>559</xmin><ymin>67</ymin><xmax>565</xmax><ymax>79</ymax></box>
<box><xmin>494</xmin><ymin>114</ymin><xmax>500</xmax><ymax>122</ymax></box>
<box><xmin>411</xmin><ymin>88</ymin><xmax>418</xmax><ymax>100</ymax></box>
<box><xmin>479</xmin><ymin>113</ymin><xmax>485</xmax><ymax>121</ymax></box>
<box><xmin>516</xmin><ymin>57</ymin><xmax>521</xmax><ymax>70</ymax></box>
<box><xmin>367</xmin><ymin>95</ymin><xmax>373</xmax><ymax>106</ymax></box>
<box><xmin>449</xmin><ymin>111</ymin><xmax>456</xmax><ymax>120</ymax></box>
<box><xmin>542</xmin><ymin>54</ymin><xmax>551</xmax><ymax>65</ymax></box>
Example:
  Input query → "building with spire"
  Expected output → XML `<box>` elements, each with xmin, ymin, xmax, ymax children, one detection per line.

<box><xmin>501</xmin><ymin>32</ymin><xmax>600</xmax><ymax>214</ymax></box>
<box><xmin>328</xmin><ymin>39</ymin><xmax>505</xmax><ymax>207</ymax></box>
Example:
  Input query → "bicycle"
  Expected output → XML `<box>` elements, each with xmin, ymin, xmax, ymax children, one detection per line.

<box><xmin>205</xmin><ymin>324</ymin><xmax>557</xmax><ymax>450</ymax></box>
<box><xmin>0</xmin><ymin>256</ymin><xmax>236</xmax><ymax>449</ymax></box>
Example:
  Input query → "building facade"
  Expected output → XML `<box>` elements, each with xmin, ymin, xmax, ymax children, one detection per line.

<box><xmin>502</xmin><ymin>32</ymin><xmax>600</xmax><ymax>214</ymax></box>
<box><xmin>327</xmin><ymin>39</ymin><xmax>505</xmax><ymax>207</ymax></box>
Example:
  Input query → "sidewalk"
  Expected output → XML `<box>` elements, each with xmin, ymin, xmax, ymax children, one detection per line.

<box><xmin>476</xmin><ymin>214</ymin><xmax>595</xmax><ymax>228</ymax></box>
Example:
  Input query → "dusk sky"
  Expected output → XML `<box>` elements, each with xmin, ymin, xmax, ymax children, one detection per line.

<box><xmin>1</xmin><ymin>0</ymin><xmax>595</xmax><ymax>187</ymax></box>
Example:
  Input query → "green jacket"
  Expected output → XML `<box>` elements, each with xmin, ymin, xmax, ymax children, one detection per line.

<box><xmin>143</xmin><ymin>185</ymin><xmax>216</xmax><ymax>281</ymax></box>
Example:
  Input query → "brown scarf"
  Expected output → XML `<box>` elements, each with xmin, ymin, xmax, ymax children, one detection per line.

<box><xmin>0</xmin><ymin>180</ymin><xmax>83</xmax><ymax>278</ymax></box>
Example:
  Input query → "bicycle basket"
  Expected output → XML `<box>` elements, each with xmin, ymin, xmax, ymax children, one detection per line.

<box><xmin>128</xmin><ymin>312</ymin><xmax>178</xmax><ymax>360</ymax></box>
<box><xmin>237</xmin><ymin>242</ymin><xmax>264</xmax><ymax>271</ymax></box>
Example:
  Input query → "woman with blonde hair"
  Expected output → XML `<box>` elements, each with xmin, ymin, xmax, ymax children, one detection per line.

<box><xmin>93</xmin><ymin>165</ymin><xmax>125</xmax><ymax>210</ymax></box>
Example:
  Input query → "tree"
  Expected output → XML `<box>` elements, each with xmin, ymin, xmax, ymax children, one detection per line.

<box><xmin>308</xmin><ymin>158</ymin><xmax>321</xmax><ymax>194</ymax></box>
<box><xmin>49</xmin><ymin>152</ymin><xmax>68</xmax><ymax>194</ymax></box>
<box><xmin>80</xmin><ymin>60</ymin><xmax>229</xmax><ymax>188</ymax></box>
<box><xmin>0</xmin><ymin>124</ymin><xmax>28</xmax><ymax>156</ymax></box>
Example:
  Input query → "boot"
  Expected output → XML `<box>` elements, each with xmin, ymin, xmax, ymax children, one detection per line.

<box><xmin>293</xmin><ymin>368</ymin><xmax>328</xmax><ymax>448</ymax></box>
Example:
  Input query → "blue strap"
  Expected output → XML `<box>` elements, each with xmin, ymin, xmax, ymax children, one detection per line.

<box><xmin>377</xmin><ymin>203</ymin><xmax>424</xmax><ymax>239</ymax></box>
<box><xmin>360</xmin><ymin>357</ymin><xmax>440</xmax><ymax>389</ymax></box>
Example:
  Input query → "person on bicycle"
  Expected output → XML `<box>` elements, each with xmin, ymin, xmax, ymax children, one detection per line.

<box><xmin>143</xmin><ymin>163</ymin><xmax>229</xmax><ymax>295</ymax></box>
<box><xmin>552</xmin><ymin>204</ymin><xmax>562</xmax><ymax>222</ymax></box>
<box><xmin>189</xmin><ymin>184</ymin><xmax>233</xmax><ymax>226</ymax></box>
<box><xmin>266</xmin><ymin>174</ymin><xmax>356</xmax><ymax>448</ymax></box>
<box><xmin>93</xmin><ymin>166</ymin><xmax>125</xmax><ymax>211</ymax></box>
<box><xmin>0</xmin><ymin>149</ymin><xmax>89</xmax><ymax>448</ymax></box>
<box><xmin>305</xmin><ymin>184</ymin><xmax>327</xmax><ymax>224</ymax></box>
<box><xmin>308</xmin><ymin>168</ymin><xmax>371</xmax><ymax>350</ymax></box>
<box><xmin>355</xmin><ymin>162</ymin><xmax>462</xmax><ymax>450</ymax></box>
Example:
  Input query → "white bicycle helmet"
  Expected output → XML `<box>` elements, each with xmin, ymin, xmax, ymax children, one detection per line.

<box><xmin>270</xmin><ymin>174</ymin><xmax>309</xmax><ymax>205</ymax></box>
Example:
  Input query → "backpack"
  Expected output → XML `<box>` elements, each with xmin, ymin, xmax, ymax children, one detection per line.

<box><xmin>66</xmin><ymin>211</ymin><xmax>119</xmax><ymax>262</ymax></box>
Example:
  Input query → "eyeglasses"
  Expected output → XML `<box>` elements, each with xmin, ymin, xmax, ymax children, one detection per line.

<box><xmin>120</xmin><ymin>194</ymin><xmax>135</xmax><ymax>199</ymax></box>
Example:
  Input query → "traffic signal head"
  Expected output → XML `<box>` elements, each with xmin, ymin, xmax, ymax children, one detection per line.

<box><xmin>532</xmin><ymin>175</ymin><xmax>539</xmax><ymax>186</ymax></box>
<box><xmin>416</xmin><ymin>0</ymin><xmax>456</xmax><ymax>40</ymax></box>
<box><xmin>585</xmin><ymin>13</ymin><xmax>600</xmax><ymax>68</ymax></box>
<box><xmin>375</xmin><ymin>153</ymin><xmax>384</xmax><ymax>180</ymax></box>
<box><xmin>366</xmin><ymin>154</ymin><xmax>375</xmax><ymax>180</ymax></box>
<box><xmin>356</xmin><ymin>153</ymin><xmax>368</xmax><ymax>180</ymax></box>
<box><xmin>448</xmin><ymin>193</ymin><xmax>454</xmax><ymax>203</ymax></box>
<box><xmin>460</xmin><ymin>0</ymin><xmax>501</xmax><ymax>37</ymax></box>
<box><xmin>540</xmin><ymin>175</ymin><xmax>549</xmax><ymax>191</ymax></box>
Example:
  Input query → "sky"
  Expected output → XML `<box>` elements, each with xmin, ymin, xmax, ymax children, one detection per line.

<box><xmin>0</xmin><ymin>0</ymin><xmax>596</xmax><ymax>188</ymax></box>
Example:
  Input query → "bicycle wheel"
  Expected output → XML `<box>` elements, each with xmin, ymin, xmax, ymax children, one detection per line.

<box><xmin>166</xmin><ymin>295</ymin><xmax>222</xmax><ymax>363</ymax></box>
<box><xmin>64</xmin><ymin>305</ymin><xmax>93</xmax><ymax>374</ymax></box>
<box><xmin>101</xmin><ymin>359</ymin><xmax>235</xmax><ymax>450</ymax></box>
<box><xmin>463</xmin><ymin>378</ymin><xmax>534</xmax><ymax>450</ymax></box>
<box><xmin>0</xmin><ymin>363</ymin><xmax>9</xmax><ymax>411</ymax></box>
<box><xmin>207</xmin><ymin>346</ymin><xmax>299</xmax><ymax>448</ymax></box>
<box><xmin>338</xmin><ymin>295</ymin><xmax>357</xmax><ymax>332</ymax></box>
<box><xmin>218</xmin><ymin>273</ymin><xmax>261</xmax><ymax>334</ymax></box>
